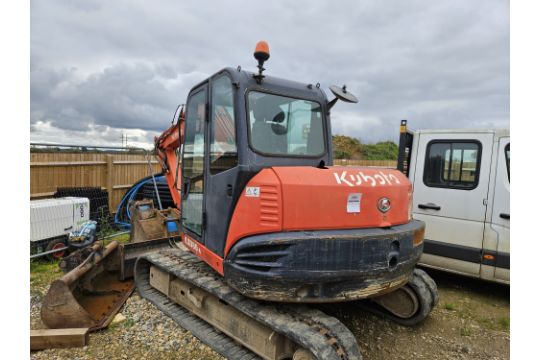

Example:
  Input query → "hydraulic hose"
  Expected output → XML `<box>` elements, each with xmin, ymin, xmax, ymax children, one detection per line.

<box><xmin>114</xmin><ymin>175</ymin><xmax>166</xmax><ymax>229</ymax></box>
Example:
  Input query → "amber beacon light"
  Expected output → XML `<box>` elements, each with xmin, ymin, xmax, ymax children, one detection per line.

<box><xmin>253</xmin><ymin>40</ymin><xmax>270</xmax><ymax>82</ymax></box>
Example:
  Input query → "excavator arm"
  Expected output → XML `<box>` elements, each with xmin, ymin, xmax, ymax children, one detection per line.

<box><xmin>154</xmin><ymin>107</ymin><xmax>184</xmax><ymax>208</ymax></box>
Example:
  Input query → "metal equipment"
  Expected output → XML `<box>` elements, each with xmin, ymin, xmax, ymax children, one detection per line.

<box><xmin>30</xmin><ymin>197</ymin><xmax>90</xmax><ymax>256</ymax></box>
<box><xmin>41</xmin><ymin>241</ymin><xmax>134</xmax><ymax>331</ymax></box>
<box><xmin>30</xmin><ymin>220</ymin><xmax>98</xmax><ymax>261</ymax></box>
<box><xmin>40</xmin><ymin>203</ymin><xmax>176</xmax><ymax>330</ymax></box>
<box><xmin>132</xmin><ymin>41</ymin><xmax>439</xmax><ymax>359</ymax></box>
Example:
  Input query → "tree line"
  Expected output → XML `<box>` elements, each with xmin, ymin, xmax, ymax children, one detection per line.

<box><xmin>332</xmin><ymin>135</ymin><xmax>398</xmax><ymax>160</ymax></box>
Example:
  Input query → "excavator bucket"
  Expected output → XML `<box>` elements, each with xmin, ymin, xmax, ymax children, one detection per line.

<box><xmin>41</xmin><ymin>241</ymin><xmax>134</xmax><ymax>331</ymax></box>
<box><xmin>118</xmin><ymin>200</ymin><xmax>179</xmax><ymax>280</ymax></box>
<box><xmin>128</xmin><ymin>199</ymin><xmax>180</xmax><ymax>244</ymax></box>
<box><xmin>41</xmin><ymin>200</ymin><xmax>180</xmax><ymax>331</ymax></box>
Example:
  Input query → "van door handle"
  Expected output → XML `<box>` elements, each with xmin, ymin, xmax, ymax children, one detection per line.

<box><xmin>500</xmin><ymin>213</ymin><xmax>510</xmax><ymax>220</ymax></box>
<box><xmin>418</xmin><ymin>203</ymin><xmax>441</xmax><ymax>211</ymax></box>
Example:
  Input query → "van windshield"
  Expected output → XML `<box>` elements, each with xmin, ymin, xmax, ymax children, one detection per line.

<box><xmin>247</xmin><ymin>91</ymin><xmax>325</xmax><ymax>156</ymax></box>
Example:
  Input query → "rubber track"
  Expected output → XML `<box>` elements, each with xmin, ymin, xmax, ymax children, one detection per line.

<box><xmin>355</xmin><ymin>268</ymin><xmax>439</xmax><ymax>326</ymax></box>
<box><xmin>134</xmin><ymin>249</ymin><xmax>362</xmax><ymax>360</ymax></box>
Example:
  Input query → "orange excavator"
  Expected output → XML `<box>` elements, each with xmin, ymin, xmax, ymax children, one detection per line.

<box><xmin>132</xmin><ymin>41</ymin><xmax>438</xmax><ymax>360</ymax></box>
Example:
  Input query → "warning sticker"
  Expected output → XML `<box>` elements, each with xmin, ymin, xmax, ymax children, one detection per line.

<box><xmin>347</xmin><ymin>193</ymin><xmax>361</xmax><ymax>213</ymax></box>
<box><xmin>245</xmin><ymin>187</ymin><xmax>260</xmax><ymax>197</ymax></box>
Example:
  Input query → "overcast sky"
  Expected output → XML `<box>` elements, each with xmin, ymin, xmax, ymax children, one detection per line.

<box><xmin>30</xmin><ymin>0</ymin><xmax>509</xmax><ymax>148</ymax></box>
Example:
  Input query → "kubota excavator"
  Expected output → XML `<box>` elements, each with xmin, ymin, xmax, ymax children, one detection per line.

<box><xmin>133</xmin><ymin>41</ymin><xmax>438</xmax><ymax>360</ymax></box>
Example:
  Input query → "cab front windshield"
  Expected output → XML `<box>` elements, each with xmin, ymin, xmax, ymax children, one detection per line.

<box><xmin>248</xmin><ymin>91</ymin><xmax>325</xmax><ymax>156</ymax></box>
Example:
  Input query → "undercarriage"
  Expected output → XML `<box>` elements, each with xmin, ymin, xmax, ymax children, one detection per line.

<box><xmin>135</xmin><ymin>247</ymin><xmax>438</xmax><ymax>359</ymax></box>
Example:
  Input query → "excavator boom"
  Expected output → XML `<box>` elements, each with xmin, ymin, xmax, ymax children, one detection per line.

<box><xmin>154</xmin><ymin>108</ymin><xmax>184</xmax><ymax>208</ymax></box>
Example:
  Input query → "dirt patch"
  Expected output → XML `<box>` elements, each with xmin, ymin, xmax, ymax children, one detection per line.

<box><xmin>332</xmin><ymin>268</ymin><xmax>509</xmax><ymax>360</ymax></box>
<box><xmin>30</xmin><ymin>261</ymin><xmax>508</xmax><ymax>359</ymax></box>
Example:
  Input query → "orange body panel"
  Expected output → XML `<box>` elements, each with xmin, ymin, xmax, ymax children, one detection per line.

<box><xmin>224</xmin><ymin>166</ymin><xmax>412</xmax><ymax>257</ymax></box>
<box><xmin>224</xmin><ymin>169</ymin><xmax>283</xmax><ymax>256</ymax></box>
<box><xmin>182</xmin><ymin>233</ymin><xmax>224</xmax><ymax>275</ymax></box>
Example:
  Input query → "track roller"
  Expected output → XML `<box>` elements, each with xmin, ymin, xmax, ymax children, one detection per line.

<box><xmin>357</xmin><ymin>268</ymin><xmax>438</xmax><ymax>326</ymax></box>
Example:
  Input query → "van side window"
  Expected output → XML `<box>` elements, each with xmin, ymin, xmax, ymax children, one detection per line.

<box><xmin>505</xmin><ymin>143</ymin><xmax>510</xmax><ymax>181</ymax></box>
<box><xmin>423</xmin><ymin>141</ymin><xmax>481</xmax><ymax>190</ymax></box>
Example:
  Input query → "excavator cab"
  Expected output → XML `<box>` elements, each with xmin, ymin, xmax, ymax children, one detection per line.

<box><xmin>179</xmin><ymin>66</ymin><xmax>334</xmax><ymax>259</ymax></box>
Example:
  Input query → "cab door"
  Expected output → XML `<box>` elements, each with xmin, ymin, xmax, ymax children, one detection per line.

<box><xmin>181</xmin><ymin>85</ymin><xmax>208</xmax><ymax>243</ymax></box>
<box><xmin>203</xmin><ymin>73</ymin><xmax>240</xmax><ymax>256</ymax></box>
<box><xmin>413</xmin><ymin>132</ymin><xmax>493</xmax><ymax>277</ymax></box>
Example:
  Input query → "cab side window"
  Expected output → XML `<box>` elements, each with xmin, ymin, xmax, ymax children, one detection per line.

<box><xmin>210</xmin><ymin>75</ymin><xmax>237</xmax><ymax>174</ymax></box>
<box><xmin>424</xmin><ymin>141</ymin><xmax>481</xmax><ymax>190</ymax></box>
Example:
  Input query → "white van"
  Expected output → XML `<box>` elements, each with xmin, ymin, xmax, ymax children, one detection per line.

<box><xmin>397</xmin><ymin>121</ymin><xmax>509</xmax><ymax>284</ymax></box>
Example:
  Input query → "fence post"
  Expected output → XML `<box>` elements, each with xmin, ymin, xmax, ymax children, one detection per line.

<box><xmin>106</xmin><ymin>154</ymin><xmax>114</xmax><ymax>210</ymax></box>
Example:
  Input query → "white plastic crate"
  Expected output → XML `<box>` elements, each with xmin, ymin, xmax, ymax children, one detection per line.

<box><xmin>30</xmin><ymin>197</ymin><xmax>90</xmax><ymax>243</ymax></box>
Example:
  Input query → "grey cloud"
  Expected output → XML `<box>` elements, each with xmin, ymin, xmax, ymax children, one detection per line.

<box><xmin>31</xmin><ymin>63</ymin><xmax>198</xmax><ymax>132</ymax></box>
<box><xmin>31</xmin><ymin>0</ymin><xmax>509</xmax><ymax>145</ymax></box>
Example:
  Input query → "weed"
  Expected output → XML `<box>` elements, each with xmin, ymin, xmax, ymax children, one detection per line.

<box><xmin>108</xmin><ymin>232</ymin><xmax>130</xmax><ymax>244</ymax></box>
<box><xmin>460</xmin><ymin>325</ymin><xmax>472</xmax><ymax>336</ymax></box>
<box><xmin>97</xmin><ymin>206</ymin><xmax>115</xmax><ymax>239</ymax></box>
<box><xmin>444</xmin><ymin>302</ymin><xmax>456</xmax><ymax>311</ymax></box>
<box><xmin>123</xmin><ymin>317</ymin><xmax>135</xmax><ymax>328</ymax></box>
<box><xmin>498</xmin><ymin>317</ymin><xmax>510</xmax><ymax>330</ymax></box>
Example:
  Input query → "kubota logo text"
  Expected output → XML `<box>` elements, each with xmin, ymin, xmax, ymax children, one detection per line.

<box><xmin>333</xmin><ymin>170</ymin><xmax>401</xmax><ymax>187</ymax></box>
<box><xmin>184</xmin><ymin>235</ymin><xmax>202</xmax><ymax>255</ymax></box>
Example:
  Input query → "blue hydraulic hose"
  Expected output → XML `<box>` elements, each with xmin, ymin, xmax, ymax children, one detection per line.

<box><xmin>114</xmin><ymin>175</ymin><xmax>165</xmax><ymax>229</ymax></box>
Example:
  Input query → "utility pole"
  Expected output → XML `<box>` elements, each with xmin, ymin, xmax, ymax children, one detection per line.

<box><xmin>120</xmin><ymin>134</ymin><xmax>128</xmax><ymax>148</ymax></box>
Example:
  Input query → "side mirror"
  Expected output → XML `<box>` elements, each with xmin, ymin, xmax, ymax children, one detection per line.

<box><xmin>272</xmin><ymin>111</ymin><xmax>285</xmax><ymax>123</ymax></box>
<box><xmin>328</xmin><ymin>85</ymin><xmax>358</xmax><ymax>110</ymax></box>
<box><xmin>271</xmin><ymin>123</ymin><xmax>287</xmax><ymax>135</ymax></box>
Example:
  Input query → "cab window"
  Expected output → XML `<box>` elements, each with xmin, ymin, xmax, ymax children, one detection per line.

<box><xmin>210</xmin><ymin>75</ymin><xmax>237</xmax><ymax>174</ymax></box>
<box><xmin>247</xmin><ymin>91</ymin><xmax>325</xmax><ymax>156</ymax></box>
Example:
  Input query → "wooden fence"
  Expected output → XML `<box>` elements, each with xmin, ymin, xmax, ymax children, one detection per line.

<box><xmin>30</xmin><ymin>152</ymin><xmax>161</xmax><ymax>211</ymax></box>
<box><xmin>333</xmin><ymin>159</ymin><xmax>397</xmax><ymax>168</ymax></box>
<box><xmin>30</xmin><ymin>152</ymin><xmax>397</xmax><ymax>212</ymax></box>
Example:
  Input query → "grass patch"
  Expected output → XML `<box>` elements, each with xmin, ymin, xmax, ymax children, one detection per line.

<box><xmin>497</xmin><ymin>317</ymin><xmax>510</xmax><ymax>330</ymax></box>
<box><xmin>123</xmin><ymin>317</ymin><xmax>135</xmax><ymax>328</ymax></box>
<box><xmin>460</xmin><ymin>324</ymin><xmax>472</xmax><ymax>336</ymax></box>
<box><xmin>30</xmin><ymin>260</ymin><xmax>63</xmax><ymax>291</ymax></box>
<box><xmin>477</xmin><ymin>316</ymin><xmax>510</xmax><ymax>332</ymax></box>
<box><xmin>103</xmin><ymin>232</ymin><xmax>130</xmax><ymax>245</ymax></box>
<box><xmin>444</xmin><ymin>302</ymin><xmax>456</xmax><ymax>311</ymax></box>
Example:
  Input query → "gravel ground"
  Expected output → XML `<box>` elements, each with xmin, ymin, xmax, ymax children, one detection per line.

<box><xmin>30</xmin><ymin>265</ymin><xmax>509</xmax><ymax>360</ymax></box>
<box><xmin>31</xmin><ymin>291</ymin><xmax>223</xmax><ymax>360</ymax></box>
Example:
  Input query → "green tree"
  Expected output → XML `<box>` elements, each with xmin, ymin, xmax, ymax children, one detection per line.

<box><xmin>360</xmin><ymin>141</ymin><xmax>398</xmax><ymax>160</ymax></box>
<box><xmin>332</xmin><ymin>135</ymin><xmax>363</xmax><ymax>159</ymax></box>
<box><xmin>332</xmin><ymin>135</ymin><xmax>398</xmax><ymax>160</ymax></box>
